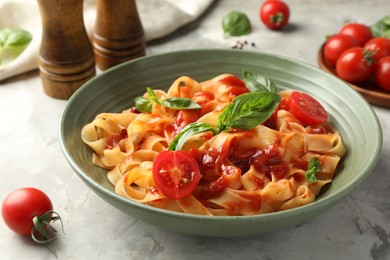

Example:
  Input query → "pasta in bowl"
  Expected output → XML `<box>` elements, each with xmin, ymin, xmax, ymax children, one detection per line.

<box><xmin>81</xmin><ymin>73</ymin><xmax>346</xmax><ymax>216</ymax></box>
<box><xmin>60</xmin><ymin>49</ymin><xmax>381</xmax><ymax>236</ymax></box>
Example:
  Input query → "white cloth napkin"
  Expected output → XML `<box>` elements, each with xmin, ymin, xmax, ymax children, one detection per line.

<box><xmin>0</xmin><ymin>0</ymin><xmax>214</xmax><ymax>81</ymax></box>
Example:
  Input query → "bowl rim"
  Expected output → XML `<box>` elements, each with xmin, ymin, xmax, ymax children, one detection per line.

<box><xmin>59</xmin><ymin>48</ymin><xmax>383</xmax><ymax>222</ymax></box>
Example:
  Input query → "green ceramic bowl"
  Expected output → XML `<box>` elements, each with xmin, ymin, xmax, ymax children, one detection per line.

<box><xmin>59</xmin><ymin>49</ymin><xmax>382</xmax><ymax>237</ymax></box>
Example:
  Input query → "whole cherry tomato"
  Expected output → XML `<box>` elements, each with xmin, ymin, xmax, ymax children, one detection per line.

<box><xmin>374</xmin><ymin>56</ymin><xmax>390</xmax><ymax>91</ymax></box>
<box><xmin>288</xmin><ymin>91</ymin><xmax>328</xmax><ymax>125</ymax></box>
<box><xmin>324</xmin><ymin>34</ymin><xmax>360</xmax><ymax>66</ymax></box>
<box><xmin>364</xmin><ymin>37</ymin><xmax>390</xmax><ymax>62</ymax></box>
<box><xmin>152</xmin><ymin>150</ymin><xmax>201</xmax><ymax>199</ymax></box>
<box><xmin>259</xmin><ymin>0</ymin><xmax>290</xmax><ymax>30</ymax></box>
<box><xmin>2</xmin><ymin>187</ymin><xmax>53</xmax><ymax>235</ymax></box>
<box><xmin>339</xmin><ymin>23</ymin><xmax>373</xmax><ymax>46</ymax></box>
<box><xmin>336</xmin><ymin>47</ymin><xmax>374</xmax><ymax>84</ymax></box>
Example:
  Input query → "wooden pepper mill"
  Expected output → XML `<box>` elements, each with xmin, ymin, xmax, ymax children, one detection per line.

<box><xmin>38</xmin><ymin>0</ymin><xmax>96</xmax><ymax>99</ymax></box>
<box><xmin>93</xmin><ymin>0</ymin><xmax>146</xmax><ymax>71</ymax></box>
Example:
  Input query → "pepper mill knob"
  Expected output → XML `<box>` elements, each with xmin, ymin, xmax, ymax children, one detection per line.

<box><xmin>38</xmin><ymin>0</ymin><xmax>96</xmax><ymax>99</ymax></box>
<box><xmin>93</xmin><ymin>0</ymin><xmax>146</xmax><ymax>71</ymax></box>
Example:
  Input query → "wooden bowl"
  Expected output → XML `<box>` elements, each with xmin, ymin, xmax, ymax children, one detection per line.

<box><xmin>317</xmin><ymin>44</ymin><xmax>390</xmax><ymax>108</ymax></box>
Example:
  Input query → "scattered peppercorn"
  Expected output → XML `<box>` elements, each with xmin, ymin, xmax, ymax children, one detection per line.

<box><xmin>231</xmin><ymin>40</ymin><xmax>257</xmax><ymax>49</ymax></box>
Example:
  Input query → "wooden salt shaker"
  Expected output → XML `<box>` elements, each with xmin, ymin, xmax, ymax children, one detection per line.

<box><xmin>38</xmin><ymin>0</ymin><xmax>96</xmax><ymax>99</ymax></box>
<box><xmin>93</xmin><ymin>0</ymin><xmax>146</xmax><ymax>71</ymax></box>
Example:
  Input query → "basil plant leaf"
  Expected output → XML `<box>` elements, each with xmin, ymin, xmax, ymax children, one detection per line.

<box><xmin>169</xmin><ymin>122</ymin><xmax>217</xmax><ymax>151</ymax></box>
<box><xmin>222</xmin><ymin>11</ymin><xmax>251</xmax><ymax>37</ymax></box>
<box><xmin>161</xmin><ymin>97</ymin><xmax>201</xmax><ymax>110</ymax></box>
<box><xmin>2</xmin><ymin>29</ymin><xmax>32</xmax><ymax>48</ymax></box>
<box><xmin>371</xmin><ymin>15</ymin><xmax>390</xmax><ymax>38</ymax></box>
<box><xmin>242</xmin><ymin>70</ymin><xmax>277</xmax><ymax>93</ymax></box>
<box><xmin>134</xmin><ymin>96</ymin><xmax>152</xmax><ymax>113</ymax></box>
<box><xmin>0</xmin><ymin>28</ymin><xmax>32</xmax><ymax>67</ymax></box>
<box><xmin>217</xmin><ymin>91</ymin><xmax>281</xmax><ymax>132</ymax></box>
<box><xmin>305</xmin><ymin>157</ymin><xmax>321</xmax><ymax>183</ymax></box>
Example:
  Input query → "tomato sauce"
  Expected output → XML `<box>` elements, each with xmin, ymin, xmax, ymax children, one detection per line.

<box><xmin>199</xmin><ymin>176</ymin><xmax>227</xmax><ymax>200</ymax></box>
<box><xmin>251</xmin><ymin>144</ymin><xmax>289</xmax><ymax>180</ymax></box>
<box><xmin>263</xmin><ymin>97</ymin><xmax>289</xmax><ymax>129</ymax></box>
<box><xmin>105</xmin><ymin>129</ymin><xmax>128</xmax><ymax>149</ymax></box>
<box><xmin>165</xmin><ymin>110</ymin><xmax>200</xmax><ymax>139</ymax></box>
<box><xmin>307</xmin><ymin>125</ymin><xmax>327</xmax><ymax>134</ymax></box>
<box><xmin>191</xmin><ymin>139</ymin><xmax>289</xmax><ymax>200</ymax></box>
<box><xmin>219</xmin><ymin>75</ymin><xmax>250</xmax><ymax>97</ymax></box>
<box><xmin>240</xmin><ymin>192</ymin><xmax>262</xmax><ymax>212</ymax></box>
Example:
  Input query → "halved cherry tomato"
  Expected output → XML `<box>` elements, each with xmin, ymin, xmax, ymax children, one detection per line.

<box><xmin>152</xmin><ymin>150</ymin><xmax>201</xmax><ymax>199</ymax></box>
<box><xmin>288</xmin><ymin>91</ymin><xmax>328</xmax><ymax>125</ymax></box>
<box><xmin>324</xmin><ymin>34</ymin><xmax>360</xmax><ymax>66</ymax></box>
<box><xmin>219</xmin><ymin>75</ymin><xmax>250</xmax><ymax>96</ymax></box>
<box><xmin>259</xmin><ymin>0</ymin><xmax>290</xmax><ymax>30</ymax></box>
<box><xmin>339</xmin><ymin>23</ymin><xmax>372</xmax><ymax>46</ymax></box>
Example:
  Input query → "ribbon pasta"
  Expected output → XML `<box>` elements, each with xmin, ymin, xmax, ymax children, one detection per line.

<box><xmin>81</xmin><ymin>74</ymin><xmax>346</xmax><ymax>216</ymax></box>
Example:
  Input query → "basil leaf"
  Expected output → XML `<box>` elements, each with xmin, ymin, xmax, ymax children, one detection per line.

<box><xmin>217</xmin><ymin>92</ymin><xmax>281</xmax><ymax>132</ymax></box>
<box><xmin>371</xmin><ymin>15</ymin><xmax>390</xmax><ymax>38</ymax></box>
<box><xmin>168</xmin><ymin>122</ymin><xmax>217</xmax><ymax>151</ymax></box>
<box><xmin>0</xmin><ymin>28</ymin><xmax>32</xmax><ymax>67</ymax></box>
<box><xmin>136</xmin><ymin>88</ymin><xmax>200</xmax><ymax>112</ymax></box>
<box><xmin>146</xmin><ymin>87</ymin><xmax>160</xmax><ymax>103</ymax></box>
<box><xmin>222</xmin><ymin>11</ymin><xmax>251</xmax><ymax>37</ymax></box>
<box><xmin>161</xmin><ymin>97</ymin><xmax>201</xmax><ymax>110</ymax></box>
<box><xmin>242</xmin><ymin>70</ymin><xmax>277</xmax><ymax>93</ymax></box>
<box><xmin>134</xmin><ymin>96</ymin><xmax>152</xmax><ymax>112</ymax></box>
<box><xmin>305</xmin><ymin>157</ymin><xmax>321</xmax><ymax>183</ymax></box>
<box><xmin>2</xmin><ymin>29</ymin><xmax>32</xmax><ymax>48</ymax></box>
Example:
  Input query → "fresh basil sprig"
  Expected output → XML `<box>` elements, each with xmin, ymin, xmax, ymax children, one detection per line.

<box><xmin>217</xmin><ymin>91</ymin><xmax>281</xmax><ymax>132</ymax></box>
<box><xmin>0</xmin><ymin>28</ymin><xmax>32</xmax><ymax>66</ymax></box>
<box><xmin>371</xmin><ymin>15</ymin><xmax>390</xmax><ymax>38</ymax></box>
<box><xmin>242</xmin><ymin>70</ymin><xmax>277</xmax><ymax>93</ymax></box>
<box><xmin>169</xmin><ymin>91</ymin><xmax>281</xmax><ymax>150</ymax></box>
<box><xmin>134</xmin><ymin>87</ymin><xmax>201</xmax><ymax>112</ymax></box>
<box><xmin>305</xmin><ymin>157</ymin><xmax>321</xmax><ymax>183</ymax></box>
<box><xmin>168</xmin><ymin>122</ymin><xmax>218</xmax><ymax>151</ymax></box>
<box><xmin>222</xmin><ymin>11</ymin><xmax>252</xmax><ymax>37</ymax></box>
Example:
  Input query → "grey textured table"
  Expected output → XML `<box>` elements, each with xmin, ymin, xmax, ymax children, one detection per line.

<box><xmin>1</xmin><ymin>0</ymin><xmax>390</xmax><ymax>259</ymax></box>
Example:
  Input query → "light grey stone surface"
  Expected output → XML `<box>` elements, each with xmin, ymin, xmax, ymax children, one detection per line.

<box><xmin>1</xmin><ymin>0</ymin><xmax>390</xmax><ymax>259</ymax></box>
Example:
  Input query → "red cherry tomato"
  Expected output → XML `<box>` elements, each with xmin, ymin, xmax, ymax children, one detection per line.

<box><xmin>259</xmin><ymin>0</ymin><xmax>290</xmax><ymax>30</ymax></box>
<box><xmin>152</xmin><ymin>150</ymin><xmax>201</xmax><ymax>199</ymax></box>
<box><xmin>219</xmin><ymin>75</ymin><xmax>250</xmax><ymax>96</ymax></box>
<box><xmin>374</xmin><ymin>56</ymin><xmax>390</xmax><ymax>91</ymax></box>
<box><xmin>324</xmin><ymin>34</ymin><xmax>360</xmax><ymax>66</ymax></box>
<box><xmin>336</xmin><ymin>47</ymin><xmax>374</xmax><ymax>84</ymax></box>
<box><xmin>2</xmin><ymin>187</ymin><xmax>53</xmax><ymax>235</ymax></box>
<box><xmin>339</xmin><ymin>23</ymin><xmax>372</xmax><ymax>46</ymax></box>
<box><xmin>364</xmin><ymin>37</ymin><xmax>390</xmax><ymax>62</ymax></box>
<box><xmin>288</xmin><ymin>91</ymin><xmax>328</xmax><ymax>125</ymax></box>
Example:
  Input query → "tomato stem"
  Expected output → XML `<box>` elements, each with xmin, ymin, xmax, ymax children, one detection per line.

<box><xmin>363</xmin><ymin>48</ymin><xmax>377</xmax><ymax>66</ymax></box>
<box><xmin>31</xmin><ymin>210</ymin><xmax>64</xmax><ymax>258</ymax></box>
<box><xmin>270</xmin><ymin>12</ymin><xmax>284</xmax><ymax>26</ymax></box>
